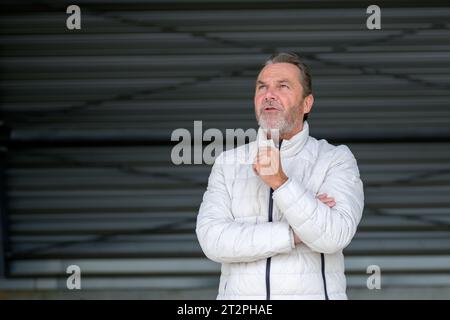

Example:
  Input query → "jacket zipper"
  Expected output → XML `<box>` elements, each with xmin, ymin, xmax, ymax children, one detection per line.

<box><xmin>321</xmin><ymin>253</ymin><xmax>330</xmax><ymax>300</ymax></box>
<box><xmin>265</xmin><ymin>187</ymin><xmax>274</xmax><ymax>300</ymax></box>
<box><xmin>266</xmin><ymin>140</ymin><xmax>282</xmax><ymax>300</ymax></box>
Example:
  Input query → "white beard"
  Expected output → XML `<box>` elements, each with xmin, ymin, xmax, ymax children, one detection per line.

<box><xmin>257</xmin><ymin>106</ymin><xmax>300</xmax><ymax>137</ymax></box>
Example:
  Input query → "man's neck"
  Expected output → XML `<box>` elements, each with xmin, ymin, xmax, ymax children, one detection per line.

<box><xmin>264</xmin><ymin>123</ymin><xmax>304</xmax><ymax>146</ymax></box>
<box><xmin>281</xmin><ymin>122</ymin><xmax>304</xmax><ymax>141</ymax></box>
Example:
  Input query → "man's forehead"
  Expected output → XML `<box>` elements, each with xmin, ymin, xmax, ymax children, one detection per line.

<box><xmin>257</xmin><ymin>63</ymin><xmax>301</xmax><ymax>82</ymax></box>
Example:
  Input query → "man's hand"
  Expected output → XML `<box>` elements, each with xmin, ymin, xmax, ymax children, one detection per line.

<box><xmin>316</xmin><ymin>193</ymin><xmax>336</xmax><ymax>208</ymax></box>
<box><xmin>293</xmin><ymin>193</ymin><xmax>336</xmax><ymax>245</ymax></box>
<box><xmin>253</xmin><ymin>146</ymin><xmax>288</xmax><ymax>190</ymax></box>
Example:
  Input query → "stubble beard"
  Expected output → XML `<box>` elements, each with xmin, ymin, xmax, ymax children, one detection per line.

<box><xmin>256</xmin><ymin>101</ymin><xmax>302</xmax><ymax>137</ymax></box>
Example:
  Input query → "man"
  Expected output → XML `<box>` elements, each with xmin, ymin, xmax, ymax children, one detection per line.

<box><xmin>196</xmin><ymin>52</ymin><xmax>364</xmax><ymax>300</ymax></box>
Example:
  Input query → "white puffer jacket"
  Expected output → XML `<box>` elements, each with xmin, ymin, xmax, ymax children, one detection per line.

<box><xmin>196</xmin><ymin>122</ymin><xmax>364</xmax><ymax>300</ymax></box>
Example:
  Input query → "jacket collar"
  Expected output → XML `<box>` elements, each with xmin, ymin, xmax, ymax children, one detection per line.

<box><xmin>255</xmin><ymin>121</ymin><xmax>310</xmax><ymax>158</ymax></box>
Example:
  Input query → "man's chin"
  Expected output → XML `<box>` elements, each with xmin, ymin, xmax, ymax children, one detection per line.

<box><xmin>258</xmin><ymin>120</ymin><xmax>277</xmax><ymax>130</ymax></box>
<box><xmin>263</xmin><ymin>126</ymin><xmax>280</xmax><ymax>132</ymax></box>
<box><xmin>259</xmin><ymin>116</ymin><xmax>282</xmax><ymax>128</ymax></box>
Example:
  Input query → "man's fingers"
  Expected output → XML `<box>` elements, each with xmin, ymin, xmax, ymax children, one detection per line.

<box><xmin>317</xmin><ymin>194</ymin><xmax>334</xmax><ymax>201</ymax></box>
<box><xmin>257</xmin><ymin>147</ymin><xmax>277</xmax><ymax>159</ymax></box>
<box><xmin>255</xmin><ymin>147</ymin><xmax>280</xmax><ymax>170</ymax></box>
<box><xmin>256</xmin><ymin>151</ymin><xmax>273</xmax><ymax>167</ymax></box>
<box><xmin>252</xmin><ymin>163</ymin><xmax>260</xmax><ymax>175</ymax></box>
<box><xmin>317</xmin><ymin>193</ymin><xmax>336</xmax><ymax>207</ymax></box>
<box><xmin>257</xmin><ymin>148</ymin><xmax>273</xmax><ymax>157</ymax></box>
<box><xmin>293</xmin><ymin>232</ymin><xmax>302</xmax><ymax>245</ymax></box>
<box><xmin>323</xmin><ymin>199</ymin><xmax>336</xmax><ymax>208</ymax></box>
<box><xmin>320</xmin><ymin>198</ymin><xmax>336</xmax><ymax>208</ymax></box>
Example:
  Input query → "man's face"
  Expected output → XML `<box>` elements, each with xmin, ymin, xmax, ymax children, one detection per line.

<box><xmin>254</xmin><ymin>63</ymin><xmax>309</xmax><ymax>137</ymax></box>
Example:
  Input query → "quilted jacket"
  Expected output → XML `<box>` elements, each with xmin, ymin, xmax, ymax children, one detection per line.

<box><xmin>196</xmin><ymin>121</ymin><xmax>364</xmax><ymax>299</ymax></box>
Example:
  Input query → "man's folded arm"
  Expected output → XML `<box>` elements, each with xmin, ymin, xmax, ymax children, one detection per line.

<box><xmin>196</xmin><ymin>155</ymin><xmax>295</xmax><ymax>264</ymax></box>
<box><xmin>273</xmin><ymin>145</ymin><xmax>364</xmax><ymax>254</ymax></box>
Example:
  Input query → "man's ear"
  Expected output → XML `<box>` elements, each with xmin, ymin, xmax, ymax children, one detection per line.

<box><xmin>302</xmin><ymin>94</ymin><xmax>314</xmax><ymax>114</ymax></box>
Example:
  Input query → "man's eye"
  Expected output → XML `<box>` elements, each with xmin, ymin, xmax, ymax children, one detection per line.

<box><xmin>281</xmin><ymin>84</ymin><xmax>289</xmax><ymax>89</ymax></box>
<box><xmin>258</xmin><ymin>85</ymin><xmax>266</xmax><ymax>90</ymax></box>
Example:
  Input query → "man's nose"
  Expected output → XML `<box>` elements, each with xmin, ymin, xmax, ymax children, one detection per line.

<box><xmin>264</xmin><ymin>88</ymin><xmax>277</xmax><ymax>101</ymax></box>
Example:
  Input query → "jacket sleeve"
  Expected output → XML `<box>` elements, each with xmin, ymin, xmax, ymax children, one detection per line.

<box><xmin>196</xmin><ymin>154</ymin><xmax>295</xmax><ymax>264</ymax></box>
<box><xmin>272</xmin><ymin>145</ymin><xmax>364</xmax><ymax>254</ymax></box>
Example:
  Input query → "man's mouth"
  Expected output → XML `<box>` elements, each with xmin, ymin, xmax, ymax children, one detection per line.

<box><xmin>263</xmin><ymin>106</ymin><xmax>281</xmax><ymax>112</ymax></box>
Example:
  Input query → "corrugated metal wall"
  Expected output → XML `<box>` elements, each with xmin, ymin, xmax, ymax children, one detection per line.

<box><xmin>1</xmin><ymin>0</ymin><xmax>450</xmax><ymax>299</ymax></box>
